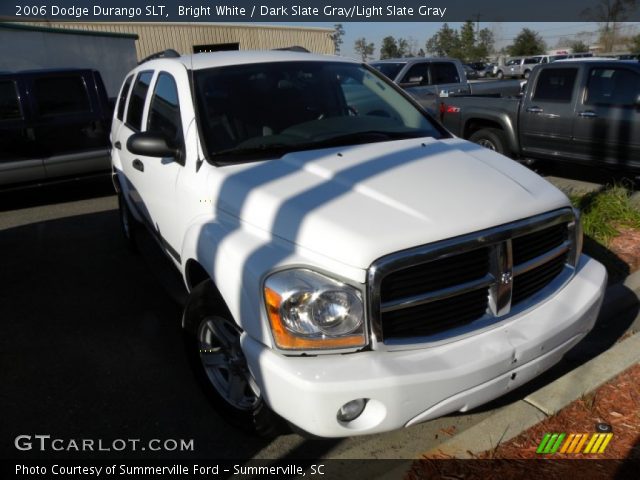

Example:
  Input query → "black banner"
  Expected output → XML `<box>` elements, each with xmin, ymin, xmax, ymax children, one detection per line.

<box><xmin>3</xmin><ymin>459</ymin><xmax>640</xmax><ymax>479</ymax></box>
<box><xmin>2</xmin><ymin>0</ymin><xmax>640</xmax><ymax>22</ymax></box>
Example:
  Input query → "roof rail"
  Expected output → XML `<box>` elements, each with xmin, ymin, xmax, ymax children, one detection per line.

<box><xmin>272</xmin><ymin>46</ymin><xmax>310</xmax><ymax>53</ymax></box>
<box><xmin>138</xmin><ymin>49</ymin><xmax>181</xmax><ymax>65</ymax></box>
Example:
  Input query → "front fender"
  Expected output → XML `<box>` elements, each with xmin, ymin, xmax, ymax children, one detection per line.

<box><xmin>180</xmin><ymin>212</ymin><xmax>366</xmax><ymax>349</ymax></box>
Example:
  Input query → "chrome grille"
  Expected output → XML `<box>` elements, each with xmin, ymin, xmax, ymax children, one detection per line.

<box><xmin>368</xmin><ymin>209</ymin><xmax>577</xmax><ymax>347</ymax></box>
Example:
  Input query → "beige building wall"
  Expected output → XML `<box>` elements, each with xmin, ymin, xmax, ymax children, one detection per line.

<box><xmin>28</xmin><ymin>22</ymin><xmax>335</xmax><ymax>60</ymax></box>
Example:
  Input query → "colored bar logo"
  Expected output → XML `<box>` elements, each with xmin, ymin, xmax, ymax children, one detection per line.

<box><xmin>536</xmin><ymin>432</ymin><xmax>613</xmax><ymax>454</ymax></box>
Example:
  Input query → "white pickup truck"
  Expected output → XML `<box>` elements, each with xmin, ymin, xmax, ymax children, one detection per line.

<box><xmin>111</xmin><ymin>50</ymin><xmax>607</xmax><ymax>438</ymax></box>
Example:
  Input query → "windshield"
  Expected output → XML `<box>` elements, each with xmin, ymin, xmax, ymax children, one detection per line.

<box><xmin>194</xmin><ymin>61</ymin><xmax>443</xmax><ymax>163</ymax></box>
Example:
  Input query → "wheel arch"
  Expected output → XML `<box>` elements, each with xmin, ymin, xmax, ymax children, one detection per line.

<box><xmin>462</xmin><ymin>113</ymin><xmax>519</xmax><ymax>156</ymax></box>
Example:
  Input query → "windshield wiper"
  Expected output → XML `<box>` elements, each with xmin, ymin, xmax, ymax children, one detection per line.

<box><xmin>212</xmin><ymin>131</ymin><xmax>426</xmax><ymax>163</ymax></box>
<box><xmin>213</xmin><ymin>143</ymin><xmax>294</xmax><ymax>160</ymax></box>
<box><xmin>308</xmin><ymin>130</ymin><xmax>425</xmax><ymax>149</ymax></box>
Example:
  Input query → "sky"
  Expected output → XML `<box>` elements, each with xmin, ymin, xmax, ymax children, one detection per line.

<box><xmin>276</xmin><ymin>21</ymin><xmax>639</xmax><ymax>59</ymax></box>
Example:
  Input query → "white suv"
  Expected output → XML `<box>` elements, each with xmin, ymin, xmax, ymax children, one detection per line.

<box><xmin>111</xmin><ymin>50</ymin><xmax>607</xmax><ymax>438</ymax></box>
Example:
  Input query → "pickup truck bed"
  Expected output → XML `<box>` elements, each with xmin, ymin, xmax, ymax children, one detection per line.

<box><xmin>369</xmin><ymin>57</ymin><xmax>522</xmax><ymax>115</ymax></box>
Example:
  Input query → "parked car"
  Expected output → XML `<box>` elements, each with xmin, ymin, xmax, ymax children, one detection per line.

<box><xmin>439</xmin><ymin>60</ymin><xmax>640</xmax><ymax>170</ymax></box>
<box><xmin>567</xmin><ymin>52</ymin><xmax>594</xmax><ymax>59</ymax></box>
<box><xmin>370</xmin><ymin>57</ymin><xmax>522</xmax><ymax>114</ymax></box>
<box><xmin>615</xmin><ymin>54</ymin><xmax>639</xmax><ymax>60</ymax></box>
<box><xmin>463</xmin><ymin>64</ymin><xmax>479</xmax><ymax>80</ymax></box>
<box><xmin>0</xmin><ymin>69</ymin><xmax>112</xmax><ymax>188</ymax></box>
<box><xmin>495</xmin><ymin>57</ymin><xmax>545</xmax><ymax>79</ymax></box>
<box><xmin>467</xmin><ymin>62</ymin><xmax>491</xmax><ymax>78</ymax></box>
<box><xmin>111</xmin><ymin>50</ymin><xmax>606</xmax><ymax>438</ymax></box>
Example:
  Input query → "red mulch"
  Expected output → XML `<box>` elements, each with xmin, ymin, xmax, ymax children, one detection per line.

<box><xmin>609</xmin><ymin>228</ymin><xmax>640</xmax><ymax>272</ymax></box>
<box><xmin>407</xmin><ymin>365</ymin><xmax>640</xmax><ymax>479</ymax></box>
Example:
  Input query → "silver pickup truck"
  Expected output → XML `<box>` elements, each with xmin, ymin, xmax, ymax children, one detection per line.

<box><xmin>370</xmin><ymin>57</ymin><xmax>522</xmax><ymax>114</ymax></box>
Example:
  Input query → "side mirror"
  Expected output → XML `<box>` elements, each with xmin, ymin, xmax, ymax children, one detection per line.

<box><xmin>399</xmin><ymin>76</ymin><xmax>424</xmax><ymax>88</ymax></box>
<box><xmin>520</xmin><ymin>81</ymin><xmax>528</xmax><ymax>94</ymax></box>
<box><xmin>127</xmin><ymin>132</ymin><xmax>180</xmax><ymax>159</ymax></box>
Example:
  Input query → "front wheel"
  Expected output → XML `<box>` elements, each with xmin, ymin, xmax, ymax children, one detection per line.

<box><xmin>183</xmin><ymin>280</ymin><xmax>285</xmax><ymax>436</ymax></box>
<box><xmin>469</xmin><ymin>128</ymin><xmax>509</xmax><ymax>156</ymax></box>
<box><xmin>497</xmin><ymin>70</ymin><xmax>504</xmax><ymax>80</ymax></box>
<box><xmin>523</xmin><ymin>70</ymin><xmax>531</xmax><ymax>79</ymax></box>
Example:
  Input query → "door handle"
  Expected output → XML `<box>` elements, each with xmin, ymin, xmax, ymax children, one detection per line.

<box><xmin>132</xmin><ymin>159</ymin><xmax>144</xmax><ymax>172</ymax></box>
<box><xmin>114</xmin><ymin>141</ymin><xmax>121</xmax><ymax>150</ymax></box>
<box><xmin>578</xmin><ymin>111</ymin><xmax>598</xmax><ymax>118</ymax></box>
<box><xmin>526</xmin><ymin>106</ymin><xmax>544</xmax><ymax>114</ymax></box>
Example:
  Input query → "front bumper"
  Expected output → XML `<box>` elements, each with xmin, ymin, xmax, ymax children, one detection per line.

<box><xmin>242</xmin><ymin>255</ymin><xmax>606</xmax><ymax>438</ymax></box>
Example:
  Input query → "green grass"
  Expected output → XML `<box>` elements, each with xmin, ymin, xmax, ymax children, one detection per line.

<box><xmin>570</xmin><ymin>185</ymin><xmax>640</xmax><ymax>246</ymax></box>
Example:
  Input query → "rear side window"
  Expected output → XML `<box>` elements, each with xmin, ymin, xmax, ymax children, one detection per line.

<box><xmin>429</xmin><ymin>63</ymin><xmax>460</xmax><ymax>84</ymax></box>
<box><xmin>116</xmin><ymin>75</ymin><xmax>133</xmax><ymax>121</ymax></box>
<box><xmin>126</xmin><ymin>71</ymin><xmax>153</xmax><ymax>131</ymax></box>
<box><xmin>0</xmin><ymin>80</ymin><xmax>21</xmax><ymax>120</ymax></box>
<box><xmin>147</xmin><ymin>73</ymin><xmax>182</xmax><ymax>143</ymax></box>
<box><xmin>532</xmin><ymin>68</ymin><xmax>577</xmax><ymax>102</ymax></box>
<box><xmin>33</xmin><ymin>75</ymin><xmax>91</xmax><ymax>115</ymax></box>
<box><xmin>586</xmin><ymin>68</ymin><xmax>640</xmax><ymax>105</ymax></box>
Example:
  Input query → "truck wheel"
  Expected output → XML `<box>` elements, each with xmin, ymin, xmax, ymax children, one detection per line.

<box><xmin>497</xmin><ymin>70</ymin><xmax>504</xmax><ymax>80</ymax></box>
<box><xmin>183</xmin><ymin>280</ymin><xmax>285</xmax><ymax>437</ymax></box>
<box><xmin>118</xmin><ymin>192</ymin><xmax>138</xmax><ymax>252</ymax></box>
<box><xmin>469</xmin><ymin>128</ymin><xmax>509</xmax><ymax>155</ymax></box>
<box><xmin>523</xmin><ymin>70</ymin><xmax>531</xmax><ymax>79</ymax></box>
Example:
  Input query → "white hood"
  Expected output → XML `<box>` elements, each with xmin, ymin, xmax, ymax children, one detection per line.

<box><xmin>211</xmin><ymin>137</ymin><xmax>569</xmax><ymax>269</ymax></box>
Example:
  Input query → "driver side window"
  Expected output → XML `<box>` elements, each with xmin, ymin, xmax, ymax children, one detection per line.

<box><xmin>147</xmin><ymin>72</ymin><xmax>183</xmax><ymax>146</ymax></box>
<box><xmin>401</xmin><ymin>64</ymin><xmax>429</xmax><ymax>85</ymax></box>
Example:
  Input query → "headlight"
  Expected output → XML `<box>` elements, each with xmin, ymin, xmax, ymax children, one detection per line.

<box><xmin>264</xmin><ymin>269</ymin><xmax>366</xmax><ymax>351</ymax></box>
<box><xmin>569</xmin><ymin>208</ymin><xmax>583</xmax><ymax>267</ymax></box>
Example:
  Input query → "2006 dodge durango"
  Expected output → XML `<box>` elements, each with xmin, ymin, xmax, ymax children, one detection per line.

<box><xmin>110</xmin><ymin>50</ymin><xmax>607</xmax><ymax>438</ymax></box>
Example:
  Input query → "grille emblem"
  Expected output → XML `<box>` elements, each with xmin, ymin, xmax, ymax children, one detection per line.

<box><xmin>500</xmin><ymin>272</ymin><xmax>513</xmax><ymax>285</ymax></box>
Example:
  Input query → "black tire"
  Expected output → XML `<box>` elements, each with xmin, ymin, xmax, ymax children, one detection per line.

<box><xmin>468</xmin><ymin>128</ymin><xmax>509</xmax><ymax>156</ymax></box>
<box><xmin>497</xmin><ymin>70</ymin><xmax>504</xmax><ymax>80</ymax></box>
<box><xmin>118</xmin><ymin>191</ymin><xmax>138</xmax><ymax>252</ymax></box>
<box><xmin>182</xmin><ymin>280</ymin><xmax>285</xmax><ymax>437</ymax></box>
<box><xmin>523</xmin><ymin>70</ymin><xmax>531</xmax><ymax>79</ymax></box>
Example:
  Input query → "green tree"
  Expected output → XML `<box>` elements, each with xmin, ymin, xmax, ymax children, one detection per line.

<box><xmin>583</xmin><ymin>0</ymin><xmax>637</xmax><ymax>52</ymax></box>
<box><xmin>426</xmin><ymin>22</ymin><xmax>494</xmax><ymax>61</ymax></box>
<box><xmin>569</xmin><ymin>40</ymin><xmax>590</xmax><ymax>53</ymax></box>
<box><xmin>379</xmin><ymin>36</ymin><xmax>414</xmax><ymax>59</ymax></box>
<box><xmin>330</xmin><ymin>23</ymin><xmax>345</xmax><ymax>55</ymax></box>
<box><xmin>459</xmin><ymin>21</ymin><xmax>476</xmax><ymax>61</ymax></box>
<box><xmin>507</xmin><ymin>28</ymin><xmax>547</xmax><ymax>56</ymax></box>
<box><xmin>354</xmin><ymin>37</ymin><xmax>375</xmax><ymax>62</ymax></box>
<box><xmin>425</xmin><ymin>23</ymin><xmax>461</xmax><ymax>57</ymax></box>
<box><xmin>476</xmin><ymin>28</ymin><xmax>495</xmax><ymax>60</ymax></box>
<box><xmin>380</xmin><ymin>36</ymin><xmax>399</xmax><ymax>59</ymax></box>
<box><xmin>629</xmin><ymin>33</ymin><xmax>640</xmax><ymax>53</ymax></box>
<box><xmin>397</xmin><ymin>38</ymin><xmax>410</xmax><ymax>57</ymax></box>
